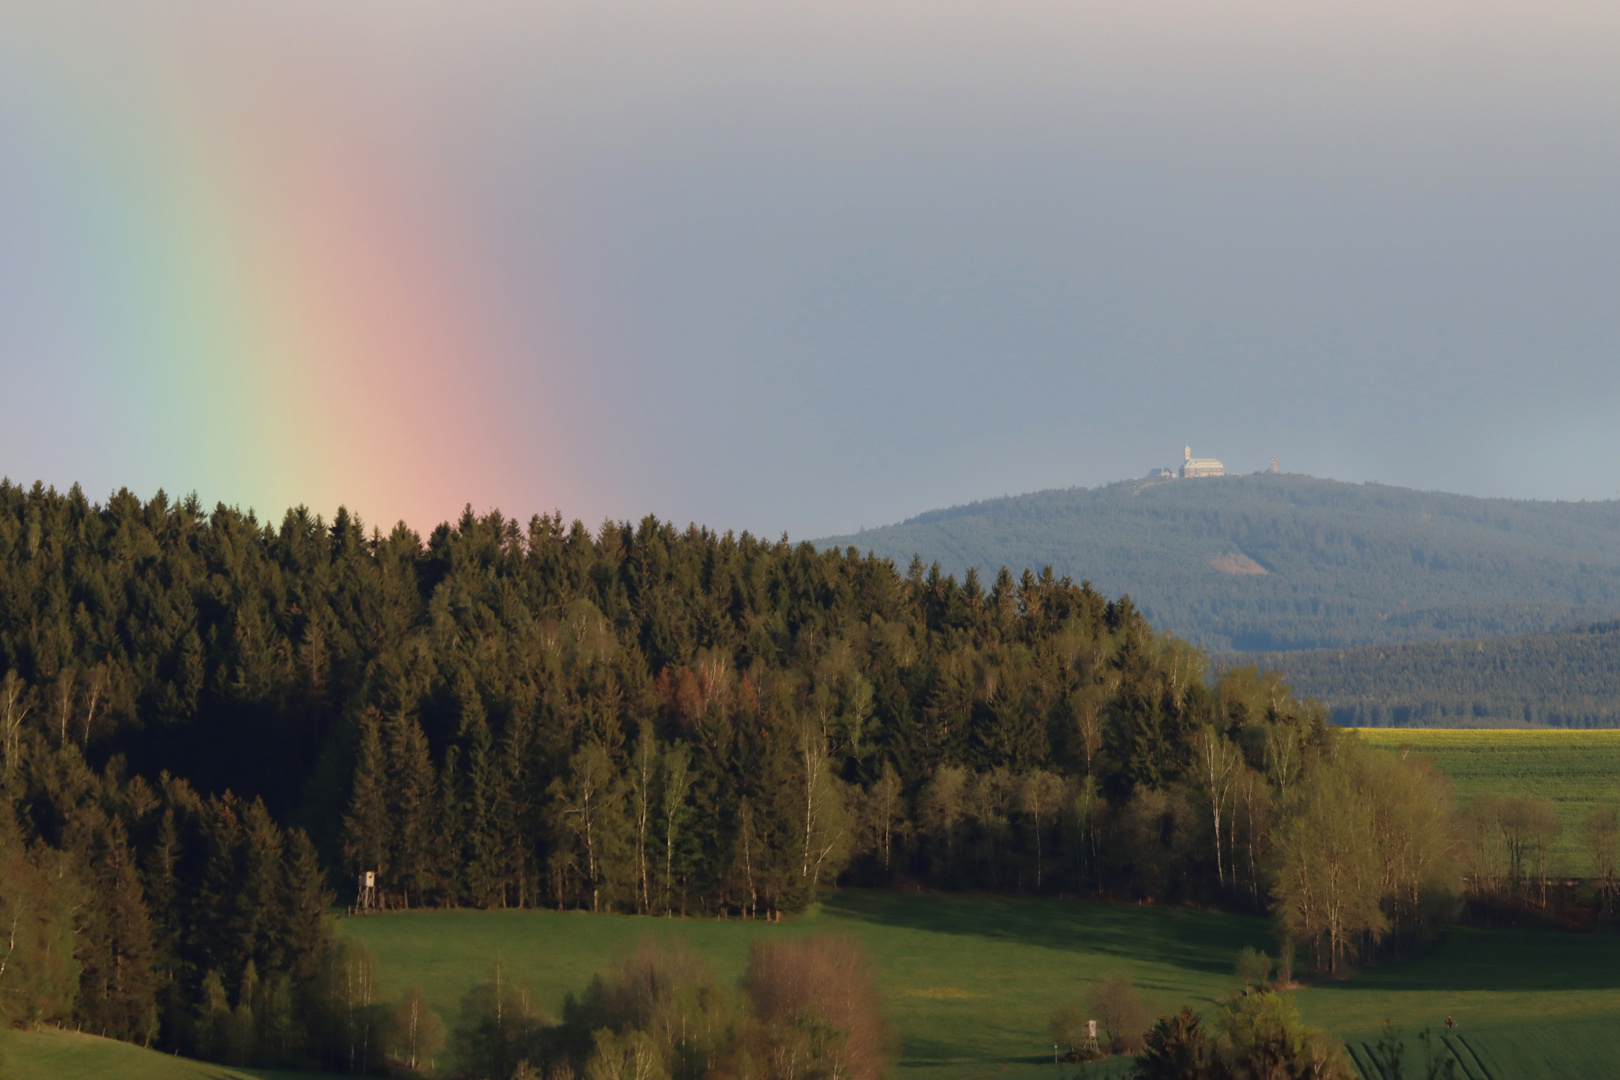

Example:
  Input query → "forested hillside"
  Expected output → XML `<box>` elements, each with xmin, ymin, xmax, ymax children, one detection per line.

<box><xmin>818</xmin><ymin>474</ymin><xmax>1620</xmax><ymax>651</ymax></box>
<box><xmin>0</xmin><ymin>478</ymin><xmax>1553</xmax><ymax>1073</ymax></box>
<box><xmin>1232</xmin><ymin>623</ymin><xmax>1620</xmax><ymax>728</ymax></box>
<box><xmin>1</xmin><ymin>478</ymin><xmax>1322</xmax><ymax>914</ymax></box>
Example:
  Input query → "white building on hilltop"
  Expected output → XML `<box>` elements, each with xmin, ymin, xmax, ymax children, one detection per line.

<box><xmin>1181</xmin><ymin>446</ymin><xmax>1225</xmax><ymax>478</ymax></box>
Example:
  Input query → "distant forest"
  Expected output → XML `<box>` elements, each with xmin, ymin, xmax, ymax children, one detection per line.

<box><xmin>1231</xmin><ymin>623</ymin><xmax>1620</xmax><ymax>728</ymax></box>
<box><xmin>0</xmin><ymin>479</ymin><xmax>1595</xmax><ymax>1074</ymax></box>
<box><xmin>818</xmin><ymin>474</ymin><xmax>1620</xmax><ymax>651</ymax></box>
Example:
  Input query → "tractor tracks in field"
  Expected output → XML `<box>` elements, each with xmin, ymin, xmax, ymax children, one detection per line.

<box><xmin>1346</xmin><ymin>1033</ymin><xmax>1496</xmax><ymax>1080</ymax></box>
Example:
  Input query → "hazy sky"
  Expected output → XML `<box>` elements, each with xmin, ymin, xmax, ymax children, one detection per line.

<box><xmin>2</xmin><ymin>1</ymin><xmax>1617</xmax><ymax>537</ymax></box>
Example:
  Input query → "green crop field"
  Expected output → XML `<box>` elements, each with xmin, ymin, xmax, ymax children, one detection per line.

<box><xmin>1</xmin><ymin>1027</ymin><xmax>341</xmax><ymax>1080</ymax></box>
<box><xmin>1353</xmin><ymin>728</ymin><xmax>1620</xmax><ymax>872</ymax></box>
<box><xmin>340</xmin><ymin>890</ymin><xmax>1620</xmax><ymax>1080</ymax></box>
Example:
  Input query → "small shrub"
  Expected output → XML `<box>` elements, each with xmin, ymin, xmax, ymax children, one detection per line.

<box><xmin>1049</xmin><ymin>1002</ymin><xmax>1101</xmax><ymax>1061</ymax></box>
<box><xmin>1087</xmin><ymin>972</ymin><xmax>1151</xmax><ymax>1054</ymax></box>
<box><xmin>1049</xmin><ymin>1002</ymin><xmax>1084</xmax><ymax>1053</ymax></box>
<box><xmin>1218</xmin><ymin>992</ymin><xmax>1354</xmax><ymax>1080</ymax></box>
<box><xmin>1275</xmin><ymin>931</ymin><xmax>1297</xmax><ymax>988</ymax></box>
<box><xmin>1135</xmin><ymin>1007</ymin><xmax>1213</xmax><ymax>1080</ymax></box>
<box><xmin>1234</xmin><ymin>947</ymin><xmax>1272</xmax><ymax>992</ymax></box>
<box><xmin>741</xmin><ymin>935</ymin><xmax>894</xmax><ymax>1080</ymax></box>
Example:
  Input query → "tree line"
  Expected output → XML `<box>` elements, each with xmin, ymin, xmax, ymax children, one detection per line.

<box><xmin>0</xmin><ymin>724</ymin><xmax>363</xmax><ymax>1063</ymax></box>
<box><xmin>1232</xmin><ymin>623</ymin><xmax>1620</xmax><ymax>729</ymax></box>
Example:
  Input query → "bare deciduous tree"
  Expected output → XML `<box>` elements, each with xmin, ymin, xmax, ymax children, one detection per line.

<box><xmin>1584</xmin><ymin>805</ymin><xmax>1619</xmax><ymax>915</ymax></box>
<box><xmin>1086</xmin><ymin>971</ymin><xmax>1151</xmax><ymax>1054</ymax></box>
<box><xmin>742</xmin><ymin>936</ymin><xmax>894</xmax><ymax>1080</ymax></box>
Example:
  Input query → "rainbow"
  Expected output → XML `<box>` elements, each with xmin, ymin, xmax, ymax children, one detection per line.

<box><xmin>0</xmin><ymin>8</ymin><xmax>575</xmax><ymax>533</ymax></box>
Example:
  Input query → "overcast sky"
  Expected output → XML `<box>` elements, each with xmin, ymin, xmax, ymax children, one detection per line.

<box><xmin>2</xmin><ymin>1</ymin><xmax>1618</xmax><ymax>536</ymax></box>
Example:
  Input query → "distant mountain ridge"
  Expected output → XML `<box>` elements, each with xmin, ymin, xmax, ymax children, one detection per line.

<box><xmin>817</xmin><ymin>474</ymin><xmax>1620</xmax><ymax>652</ymax></box>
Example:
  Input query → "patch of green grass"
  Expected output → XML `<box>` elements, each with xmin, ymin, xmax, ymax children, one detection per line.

<box><xmin>1300</xmin><ymin>927</ymin><xmax>1620</xmax><ymax>1078</ymax></box>
<box><xmin>340</xmin><ymin>891</ymin><xmax>1273</xmax><ymax>1080</ymax></box>
<box><xmin>1298</xmin><ymin>927</ymin><xmax>1620</xmax><ymax>1039</ymax></box>
<box><xmin>1354</xmin><ymin>728</ymin><xmax>1620</xmax><ymax>871</ymax></box>
<box><xmin>3</xmin><ymin>1027</ymin><xmax>340</xmax><ymax>1080</ymax></box>
<box><xmin>341</xmin><ymin>891</ymin><xmax>1620</xmax><ymax>1080</ymax></box>
<box><xmin>18</xmin><ymin>891</ymin><xmax>1612</xmax><ymax>1079</ymax></box>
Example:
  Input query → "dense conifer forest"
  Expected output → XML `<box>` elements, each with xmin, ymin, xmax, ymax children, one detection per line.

<box><xmin>1231</xmin><ymin>623</ymin><xmax>1620</xmax><ymax>728</ymax></box>
<box><xmin>0</xmin><ymin>479</ymin><xmax>1568</xmax><ymax>1074</ymax></box>
<box><xmin>818</xmin><ymin>474</ymin><xmax>1620</xmax><ymax>651</ymax></box>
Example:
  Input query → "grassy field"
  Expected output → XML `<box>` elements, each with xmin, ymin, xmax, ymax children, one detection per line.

<box><xmin>342</xmin><ymin>891</ymin><xmax>1270</xmax><ymax>1080</ymax></box>
<box><xmin>9</xmin><ymin>890</ymin><xmax>1620</xmax><ymax>1079</ymax></box>
<box><xmin>17</xmin><ymin>734</ymin><xmax>1620</xmax><ymax>1079</ymax></box>
<box><xmin>339</xmin><ymin>890</ymin><xmax>1620</xmax><ymax>1080</ymax></box>
<box><xmin>1</xmin><ymin>1027</ymin><xmax>341</xmax><ymax>1080</ymax></box>
<box><xmin>1353</xmin><ymin>727</ymin><xmax>1620</xmax><ymax>871</ymax></box>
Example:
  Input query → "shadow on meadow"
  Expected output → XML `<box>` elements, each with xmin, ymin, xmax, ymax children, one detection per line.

<box><xmin>823</xmin><ymin>890</ymin><xmax>1269</xmax><ymax>977</ymax></box>
<box><xmin>828</xmin><ymin>892</ymin><xmax>1620</xmax><ymax>996</ymax></box>
<box><xmin>1306</xmin><ymin>928</ymin><xmax>1620</xmax><ymax>994</ymax></box>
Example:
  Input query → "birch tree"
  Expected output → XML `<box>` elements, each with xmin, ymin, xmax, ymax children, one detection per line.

<box><xmin>797</xmin><ymin>723</ymin><xmax>849</xmax><ymax>902</ymax></box>
<box><xmin>0</xmin><ymin>670</ymin><xmax>30</xmax><ymax>785</ymax></box>
<box><xmin>552</xmin><ymin>741</ymin><xmax>627</xmax><ymax>912</ymax></box>
<box><xmin>1193</xmin><ymin>728</ymin><xmax>1241</xmax><ymax>889</ymax></box>
<box><xmin>1271</xmin><ymin>759</ymin><xmax>1385</xmax><ymax>974</ymax></box>
<box><xmin>919</xmin><ymin>766</ymin><xmax>968</xmax><ymax>877</ymax></box>
<box><xmin>863</xmin><ymin>762</ymin><xmax>904</xmax><ymax>873</ymax></box>
<box><xmin>659</xmin><ymin>743</ymin><xmax>693</xmax><ymax>915</ymax></box>
<box><xmin>1018</xmin><ymin>770</ymin><xmax>1067</xmax><ymax>889</ymax></box>
<box><xmin>629</xmin><ymin>726</ymin><xmax>656</xmax><ymax>913</ymax></box>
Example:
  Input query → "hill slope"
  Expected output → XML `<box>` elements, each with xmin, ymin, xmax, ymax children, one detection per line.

<box><xmin>1230</xmin><ymin>623</ymin><xmax>1620</xmax><ymax>728</ymax></box>
<box><xmin>818</xmin><ymin>474</ymin><xmax>1620</xmax><ymax>651</ymax></box>
<box><xmin>4</xmin><ymin>1028</ymin><xmax>330</xmax><ymax>1080</ymax></box>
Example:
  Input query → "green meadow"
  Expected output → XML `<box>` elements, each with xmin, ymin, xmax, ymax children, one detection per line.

<box><xmin>16</xmin><ymin>729</ymin><xmax>1620</xmax><ymax>1080</ymax></box>
<box><xmin>1354</xmin><ymin>727</ymin><xmax>1620</xmax><ymax>870</ymax></box>
<box><xmin>341</xmin><ymin>891</ymin><xmax>1265</xmax><ymax>1080</ymax></box>
<box><xmin>336</xmin><ymin>890</ymin><xmax>1620</xmax><ymax>1080</ymax></box>
<box><xmin>11</xmin><ymin>891</ymin><xmax>1620</xmax><ymax>1079</ymax></box>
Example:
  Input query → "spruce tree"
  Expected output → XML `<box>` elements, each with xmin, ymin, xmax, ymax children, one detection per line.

<box><xmin>434</xmin><ymin>746</ymin><xmax>465</xmax><ymax>905</ymax></box>
<box><xmin>82</xmin><ymin>815</ymin><xmax>159</xmax><ymax>1043</ymax></box>
<box><xmin>340</xmin><ymin>710</ymin><xmax>389</xmax><ymax>902</ymax></box>
<box><xmin>498</xmin><ymin>707</ymin><xmax>536</xmax><ymax>908</ymax></box>
<box><xmin>279</xmin><ymin>829</ymin><xmax>330</xmax><ymax>982</ymax></box>
<box><xmin>238</xmin><ymin>801</ymin><xmax>286</xmax><ymax>973</ymax></box>
<box><xmin>463</xmin><ymin>714</ymin><xmax>503</xmax><ymax>907</ymax></box>
<box><xmin>387</xmin><ymin>711</ymin><xmax>437</xmax><ymax>909</ymax></box>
